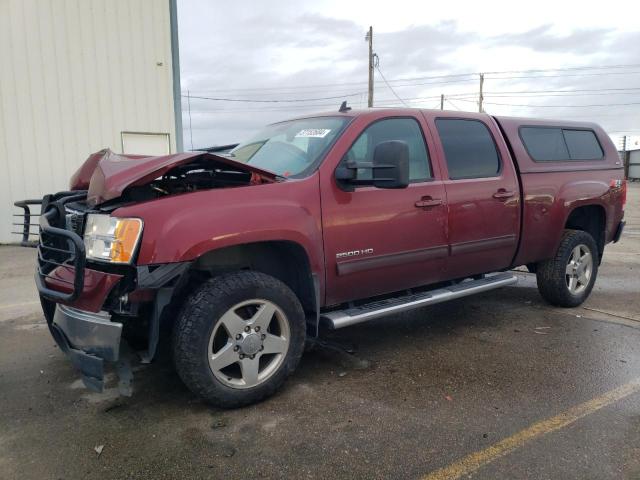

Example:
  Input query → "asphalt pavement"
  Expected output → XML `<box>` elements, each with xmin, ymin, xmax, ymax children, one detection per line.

<box><xmin>1</xmin><ymin>184</ymin><xmax>639</xmax><ymax>480</ymax></box>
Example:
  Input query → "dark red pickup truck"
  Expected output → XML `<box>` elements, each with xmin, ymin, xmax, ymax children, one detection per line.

<box><xmin>15</xmin><ymin>107</ymin><xmax>626</xmax><ymax>407</ymax></box>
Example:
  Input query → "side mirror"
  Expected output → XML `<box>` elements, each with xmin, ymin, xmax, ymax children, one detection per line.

<box><xmin>372</xmin><ymin>140</ymin><xmax>410</xmax><ymax>189</ymax></box>
<box><xmin>335</xmin><ymin>140</ymin><xmax>410</xmax><ymax>190</ymax></box>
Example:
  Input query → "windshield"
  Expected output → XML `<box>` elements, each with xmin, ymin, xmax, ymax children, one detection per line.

<box><xmin>229</xmin><ymin>116</ymin><xmax>349</xmax><ymax>177</ymax></box>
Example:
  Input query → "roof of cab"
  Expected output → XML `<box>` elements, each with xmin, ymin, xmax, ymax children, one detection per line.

<box><xmin>287</xmin><ymin>107</ymin><xmax>491</xmax><ymax>121</ymax></box>
<box><xmin>290</xmin><ymin>107</ymin><xmax>603</xmax><ymax>131</ymax></box>
<box><xmin>295</xmin><ymin>107</ymin><xmax>602</xmax><ymax>131</ymax></box>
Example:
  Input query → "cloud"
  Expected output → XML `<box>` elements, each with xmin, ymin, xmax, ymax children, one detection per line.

<box><xmin>178</xmin><ymin>7</ymin><xmax>479</xmax><ymax>147</ymax></box>
<box><xmin>375</xmin><ymin>21</ymin><xmax>477</xmax><ymax>72</ymax></box>
<box><xmin>489</xmin><ymin>25</ymin><xmax>615</xmax><ymax>54</ymax></box>
<box><xmin>177</xmin><ymin>0</ymin><xmax>640</xmax><ymax>148</ymax></box>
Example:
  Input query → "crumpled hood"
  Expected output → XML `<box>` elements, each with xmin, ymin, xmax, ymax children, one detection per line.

<box><xmin>70</xmin><ymin>149</ymin><xmax>278</xmax><ymax>206</ymax></box>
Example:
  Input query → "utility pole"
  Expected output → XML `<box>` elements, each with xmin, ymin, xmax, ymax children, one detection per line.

<box><xmin>622</xmin><ymin>135</ymin><xmax>629</xmax><ymax>178</ymax></box>
<box><xmin>187</xmin><ymin>90</ymin><xmax>194</xmax><ymax>150</ymax></box>
<box><xmin>478</xmin><ymin>73</ymin><xmax>484</xmax><ymax>113</ymax></box>
<box><xmin>440</xmin><ymin>94</ymin><xmax>444</xmax><ymax>110</ymax></box>
<box><xmin>366</xmin><ymin>26</ymin><xmax>374</xmax><ymax>108</ymax></box>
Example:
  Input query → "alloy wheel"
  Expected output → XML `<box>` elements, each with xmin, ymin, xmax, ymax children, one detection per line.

<box><xmin>207</xmin><ymin>299</ymin><xmax>290</xmax><ymax>389</ymax></box>
<box><xmin>565</xmin><ymin>244</ymin><xmax>593</xmax><ymax>295</ymax></box>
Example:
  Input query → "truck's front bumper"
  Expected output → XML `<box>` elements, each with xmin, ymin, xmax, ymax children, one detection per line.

<box><xmin>49</xmin><ymin>304</ymin><xmax>124</xmax><ymax>392</ymax></box>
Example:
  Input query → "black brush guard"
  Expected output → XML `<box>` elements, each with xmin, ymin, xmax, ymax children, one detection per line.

<box><xmin>14</xmin><ymin>191</ymin><xmax>88</xmax><ymax>302</ymax></box>
<box><xmin>12</xmin><ymin>198</ymin><xmax>42</xmax><ymax>247</ymax></box>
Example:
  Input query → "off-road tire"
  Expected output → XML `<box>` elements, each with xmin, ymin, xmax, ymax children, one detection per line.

<box><xmin>536</xmin><ymin>229</ymin><xmax>599</xmax><ymax>308</ymax></box>
<box><xmin>172</xmin><ymin>271</ymin><xmax>306</xmax><ymax>408</ymax></box>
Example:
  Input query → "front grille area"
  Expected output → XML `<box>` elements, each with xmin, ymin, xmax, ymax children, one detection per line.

<box><xmin>65</xmin><ymin>210</ymin><xmax>86</xmax><ymax>237</ymax></box>
<box><xmin>38</xmin><ymin>229</ymin><xmax>78</xmax><ymax>276</ymax></box>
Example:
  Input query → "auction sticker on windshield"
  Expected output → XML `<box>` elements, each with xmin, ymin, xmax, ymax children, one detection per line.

<box><xmin>295</xmin><ymin>129</ymin><xmax>331</xmax><ymax>138</ymax></box>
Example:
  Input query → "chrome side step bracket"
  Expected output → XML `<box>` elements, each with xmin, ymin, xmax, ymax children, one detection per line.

<box><xmin>320</xmin><ymin>272</ymin><xmax>517</xmax><ymax>329</ymax></box>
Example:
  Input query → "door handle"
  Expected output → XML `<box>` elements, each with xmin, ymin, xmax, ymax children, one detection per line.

<box><xmin>415</xmin><ymin>197</ymin><xmax>442</xmax><ymax>208</ymax></box>
<box><xmin>493</xmin><ymin>189</ymin><xmax>515</xmax><ymax>200</ymax></box>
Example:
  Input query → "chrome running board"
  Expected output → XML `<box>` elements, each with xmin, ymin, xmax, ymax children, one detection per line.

<box><xmin>321</xmin><ymin>272</ymin><xmax>517</xmax><ymax>329</ymax></box>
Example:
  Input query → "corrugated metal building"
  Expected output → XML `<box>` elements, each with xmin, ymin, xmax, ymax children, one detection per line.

<box><xmin>0</xmin><ymin>0</ymin><xmax>182</xmax><ymax>243</ymax></box>
<box><xmin>629</xmin><ymin>148</ymin><xmax>640</xmax><ymax>180</ymax></box>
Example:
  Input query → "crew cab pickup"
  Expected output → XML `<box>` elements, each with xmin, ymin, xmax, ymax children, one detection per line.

<box><xmin>14</xmin><ymin>108</ymin><xmax>626</xmax><ymax>407</ymax></box>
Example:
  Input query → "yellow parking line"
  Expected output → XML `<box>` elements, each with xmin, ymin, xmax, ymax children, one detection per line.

<box><xmin>422</xmin><ymin>378</ymin><xmax>640</xmax><ymax>480</ymax></box>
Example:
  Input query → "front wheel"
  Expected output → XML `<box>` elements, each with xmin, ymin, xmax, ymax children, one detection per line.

<box><xmin>172</xmin><ymin>271</ymin><xmax>306</xmax><ymax>408</ymax></box>
<box><xmin>536</xmin><ymin>229</ymin><xmax>599</xmax><ymax>307</ymax></box>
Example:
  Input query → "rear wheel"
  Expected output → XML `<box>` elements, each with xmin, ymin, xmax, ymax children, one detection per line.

<box><xmin>536</xmin><ymin>229</ymin><xmax>599</xmax><ymax>307</ymax></box>
<box><xmin>172</xmin><ymin>271</ymin><xmax>306</xmax><ymax>408</ymax></box>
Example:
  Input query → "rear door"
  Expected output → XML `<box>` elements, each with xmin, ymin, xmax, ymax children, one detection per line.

<box><xmin>426</xmin><ymin>114</ymin><xmax>520</xmax><ymax>278</ymax></box>
<box><xmin>320</xmin><ymin>114</ymin><xmax>449</xmax><ymax>306</ymax></box>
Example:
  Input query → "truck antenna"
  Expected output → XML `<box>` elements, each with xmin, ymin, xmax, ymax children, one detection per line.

<box><xmin>339</xmin><ymin>101</ymin><xmax>352</xmax><ymax>113</ymax></box>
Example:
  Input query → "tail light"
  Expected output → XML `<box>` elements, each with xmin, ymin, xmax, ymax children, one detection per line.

<box><xmin>610</xmin><ymin>179</ymin><xmax>627</xmax><ymax>208</ymax></box>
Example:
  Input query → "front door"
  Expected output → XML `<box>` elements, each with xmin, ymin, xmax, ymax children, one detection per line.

<box><xmin>320</xmin><ymin>114</ymin><xmax>449</xmax><ymax>306</ymax></box>
<box><xmin>427</xmin><ymin>114</ymin><xmax>520</xmax><ymax>279</ymax></box>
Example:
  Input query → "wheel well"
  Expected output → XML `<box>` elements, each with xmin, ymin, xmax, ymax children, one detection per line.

<box><xmin>186</xmin><ymin>241</ymin><xmax>317</xmax><ymax>325</ymax></box>
<box><xmin>147</xmin><ymin>242</ymin><xmax>318</xmax><ymax>361</ymax></box>
<box><xmin>564</xmin><ymin>205</ymin><xmax>606</xmax><ymax>258</ymax></box>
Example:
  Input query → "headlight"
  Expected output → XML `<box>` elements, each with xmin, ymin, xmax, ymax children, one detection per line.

<box><xmin>83</xmin><ymin>214</ymin><xmax>143</xmax><ymax>263</ymax></box>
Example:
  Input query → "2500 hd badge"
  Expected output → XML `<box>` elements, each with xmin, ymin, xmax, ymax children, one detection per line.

<box><xmin>336</xmin><ymin>248</ymin><xmax>374</xmax><ymax>259</ymax></box>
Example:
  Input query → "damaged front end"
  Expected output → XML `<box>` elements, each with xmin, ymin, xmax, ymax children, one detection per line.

<box><xmin>80</xmin><ymin>148</ymin><xmax>278</xmax><ymax>206</ymax></box>
<box><xmin>14</xmin><ymin>149</ymin><xmax>278</xmax><ymax>395</ymax></box>
<box><xmin>15</xmin><ymin>190</ymin><xmax>132</xmax><ymax>393</ymax></box>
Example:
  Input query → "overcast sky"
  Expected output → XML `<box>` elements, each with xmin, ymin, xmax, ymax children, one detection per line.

<box><xmin>177</xmin><ymin>0</ymin><xmax>640</xmax><ymax>150</ymax></box>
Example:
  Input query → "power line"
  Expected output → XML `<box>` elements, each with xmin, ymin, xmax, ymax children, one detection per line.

<box><xmin>482</xmin><ymin>63</ymin><xmax>640</xmax><ymax>75</ymax></box>
<box><xmin>181</xmin><ymin>70</ymin><xmax>640</xmax><ymax>101</ymax></box>
<box><xmin>183</xmin><ymin>73</ymin><xmax>478</xmax><ymax>95</ymax></box>
<box><xmin>533</xmin><ymin>112</ymin><xmax>640</xmax><ymax>118</ymax></box>
<box><xmin>375</xmin><ymin>64</ymin><xmax>409</xmax><ymax>107</ymax></box>
<box><xmin>182</xmin><ymin>64</ymin><xmax>640</xmax><ymax>95</ymax></box>
<box><xmin>455</xmin><ymin>98</ymin><xmax>640</xmax><ymax>108</ymax></box>
<box><xmin>484</xmin><ymin>92</ymin><xmax>640</xmax><ymax>99</ymax></box>
<box><xmin>183</xmin><ymin>77</ymin><xmax>477</xmax><ymax>97</ymax></box>
<box><xmin>187</xmin><ymin>94</ymin><xmax>463</xmax><ymax>113</ymax></box>
<box><xmin>187</xmin><ymin>86</ymin><xmax>380</xmax><ymax>97</ymax></box>
<box><xmin>186</xmin><ymin>95</ymin><xmax>420</xmax><ymax>113</ymax></box>
<box><xmin>184</xmin><ymin>71</ymin><xmax>640</xmax><ymax>99</ymax></box>
<box><xmin>188</xmin><ymin>99</ymin><xmax>410</xmax><ymax>114</ymax></box>
<box><xmin>180</xmin><ymin>63</ymin><xmax>640</xmax><ymax>130</ymax></box>
<box><xmin>388</xmin><ymin>78</ymin><xmax>479</xmax><ymax>88</ymax></box>
<box><xmin>485</xmin><ymin>71</ymin><xmax>640</xmax><ymax>81</ymax></box>
<box><xmin>368</xmin><ymin>88</ymin><xmax>640</xmax><ymax>105</ymax></box>
<box><xmin>183</xmin><ymin>91</ymin><xmax>365</xmax><ymax>103</ymax></box>
<box><xmin>181</xmin><ymin>74</ymin><xmax>475</xmax><ymax>94</ymax></box>
<box><xmin>347</xmin><ymin>88</ymin><xmax>640</xmax><ymax>105</ymax></box>
<box><xmin>485</xmin><ymin>87</ymin><xmax>640</xmax><ymax>95</ymax></box>
<box><xmin>354</xmin><ymin>88</ymin><xmax>640</xmax><ymax>104</ymax></box>
<box><xmin>445</xmin><ymin>99</ymin><xmax>462</xmax><ymax>111</ymax></box>
<box><xmin>185</xmin><ymin>93</ymin><xmax>640</xmax><ymax>113</ymax></box>
<box><xmin>484</xmin><ymin>87</ymin><xmax>640</xmax><ymax>95</ymax></box>
<box><xmin>182</xmin><ymin>85</ymin><xmax>640</xmax><ymax>112</ymax></box>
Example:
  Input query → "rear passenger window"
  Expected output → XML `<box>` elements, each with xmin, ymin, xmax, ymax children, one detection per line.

<box><xmin>519</xmin><ymin>127</ymin><xmax>568</xmax><ymax>161</ymax></box>
<box><xmin>520</xmin><ymin>127</ymin><xmax>603</xmax><ymax>161</ymax></box>
<box><xmin>435</xmin><ymin>119</ymin><xmax>501</xmax><ymax>179</ymax></box>
<box><xmin>563</xmin><ymin>129</ymin><xmax>604</xmax><ymax>160</ymax></box>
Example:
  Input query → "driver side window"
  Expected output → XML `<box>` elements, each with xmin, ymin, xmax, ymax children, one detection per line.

<box><xmin>342</xmin><ymin>118</ymin><xmax>432</xmax><ymax>181</ymax></box>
